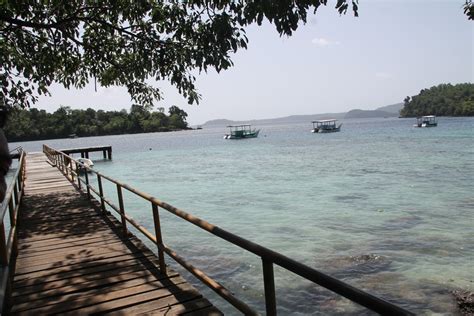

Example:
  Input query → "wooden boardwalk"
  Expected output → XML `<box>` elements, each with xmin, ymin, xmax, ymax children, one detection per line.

<box><xmin>7</xmin><ymin>153</ymin><xmax>221</xmax><ymax>315</ymax></box>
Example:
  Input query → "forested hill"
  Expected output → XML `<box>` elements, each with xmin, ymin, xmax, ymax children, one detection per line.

<box><xmin>400</xmin><ymin>83</ymin><xmax>474</xmax><ymax>117</ymax></box>
<box><xmin>4</xmin><ymin>105</ymin><xmax>189</xmax><ymax>142</ymax></box>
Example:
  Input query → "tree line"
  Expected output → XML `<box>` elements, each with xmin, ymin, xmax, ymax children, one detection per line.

<box><xmin>400</xmin><ymin>83</ymin><xmax>474</xmax><ymax>117</ymax></box>
<box><xmin>4</xmin><ymin>105</ymin><xmax>189</xmax><ymax>142</ymax></box>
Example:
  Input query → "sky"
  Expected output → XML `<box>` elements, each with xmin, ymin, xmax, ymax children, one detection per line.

<box><xmin>35</xmin><ymin>0</ymin><xmax>473</xmax><ymax>125</ymax></box>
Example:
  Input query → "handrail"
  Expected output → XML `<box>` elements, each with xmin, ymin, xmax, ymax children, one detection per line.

<box><xmin>43</xmin><ymin>144</ymin><xmax>413</xmax><ymax>315</ymax></box>
<box><xmin>0</xmin><ymin>150</ymin><xmax>26</xmax><ymax>313</ymax></box>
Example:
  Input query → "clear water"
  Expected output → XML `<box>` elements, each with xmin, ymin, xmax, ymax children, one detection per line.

<box><xmin>10</xmin><ymin>117</ymin><xmax>474</xmax><ymax>315</ymax></box>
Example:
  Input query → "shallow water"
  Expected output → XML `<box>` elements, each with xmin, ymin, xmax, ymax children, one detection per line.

<box><xmin>10</xmin><ymin>117</ymin><xmax>474</xmax><ymax>314</ymax></box>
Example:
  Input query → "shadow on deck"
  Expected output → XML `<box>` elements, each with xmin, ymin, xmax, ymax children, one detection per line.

<box><xmin>7</xmin><ymin>155</ymin><xmax>221</xmax><ymax>315</ymax></box>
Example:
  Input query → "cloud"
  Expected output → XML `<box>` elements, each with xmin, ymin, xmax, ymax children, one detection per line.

<box><xmin>375</xmin><ymin>72</ymin><xmax>392</xmax><ymax>79</ymax></box>
<box><xmin>311</xmin><ymin>37</ymin><xmax>341</xmax><ymax>47</ymax></box>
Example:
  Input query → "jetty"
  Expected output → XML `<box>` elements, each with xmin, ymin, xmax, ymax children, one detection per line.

<box><xmin>59</xmin><ymin>145</ymin><xmax>112</xmax><ymax>159</ymax></box>
<box><xmin>0</xmin><ymin>146</ymin><xmax>414</xmax><ymax>315</ymax></box>
<box><xmin>1</xmin><ymin>151</ymin><xmax>220</xmax><ymax>314</ymax></box>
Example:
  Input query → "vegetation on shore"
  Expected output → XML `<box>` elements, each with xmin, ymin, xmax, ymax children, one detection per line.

<box><xmin>4</xmin><ymin>105</ymin><xmax>188</xmax><ymax>142</ymax></box>
<box><xmin>400</xmin><ymin>83</ymin><xmax>474</xmax><ymax>117</ymax></box>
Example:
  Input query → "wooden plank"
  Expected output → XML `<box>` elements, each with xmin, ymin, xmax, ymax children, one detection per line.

<box><xmin>11</xmin><ymin>270</ymin><xmax>183</xmax><ymax>309</ymax></box>
<box><xmin>13</xmin><ymin>251</ymin><xmax>158</xmax><ymax>282</ymax></box>
<box><xmin>13</xmin><ymin>252</ymin><xmax>158</xmax><ymax>286</ymax></box>
<box><xmin>16</xmin><ymin>281</ymin><xmax>199</xmax><ymax>315</ymax></box>
<box><xmin>15</xmin><ymin>237</ymin><xmax>126</xmax><ymax>260</ymax></box>
<box><xmin>141</xmin><ymin>298</ymin><xmax>222</xmax><ymax>315</ymax></box>
<box><xmin>14</xmin><ymin>240</ymin><xmax>150</xmax><ymax>270</ymax></box>
<box><xmin>17</xmin><ymin>230</ymin><xmax>112</xmax><ymax>244</ymax></box>
<box><xmin>17</xmin><ymin>233</ymin><xmax>119</xmax><ymax>254</ymax></box>
<box><xmin>116</xmin><ymin>292</ymin><xmax>207</xmax><ymax>315</ymax></box>
<box><xmin>12</xmin><ymin>262</ymin><xmax>178</xmax><ymax>299</ymax></box>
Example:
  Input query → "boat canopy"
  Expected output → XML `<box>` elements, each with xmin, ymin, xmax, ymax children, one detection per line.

<box><xmin>227</xmin><ymin>124</ymin><xmax>253</xmax><ymax>131</ymax></box>
<box><xmin>311</xmin><ymin>119</ymin><xmax>337</xmax><ymax>123</ymax></box>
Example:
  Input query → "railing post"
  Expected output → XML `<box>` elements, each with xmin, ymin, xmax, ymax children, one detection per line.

<box><xmin>13</xmin><ymin>182</ymin><xmax>19</xmax><ymax>206</ymax></box>
<box><xmin>152</xmin><ymin>203</ymin><xmax>167</xmax><ymax>274</ymax></box>
<box><xmin>97</xmin><ymin>174</ymin><xmax>105</xmax><ymax>213</ymax></box>
<box><xmin>0</xmin><ymin>223</ymin><xmax>8</xmax><ymax>266</ymax></box>
<box><xmin>75</xmin><ymin>161</ymin><xmax>81</xmax><ymax>190</ymax></box>
<box><xmin>64</xmin><ymin>156</ymin><xmax>69</xmax><ymax>177</ymax></box>
<box><xmin>116</xmin><ymin>185</ymin><xmax>128</xmax><ymax>237</ymax></box>
<box><xmin>84</xmin><ymin>169</ymin><xmax>91</xmax><ymax>199</ymax></box>
<box><xmin>17</xmin><ymin>167</ymin><xmax>22</xmax><ymax>192</ymax></box>
<box><xmin>70</xmin><ymin>159</ymin><xmax>75</xmax><ymax>182</ymax></box>
<box><xmin>8</xmin><ymin>197</ymin><xmax>15</xmax><ymax>228</ymax></box>
<box><xmin>262</xmin><ymin>258</ymin><xmax>277</xmax><ymax>316</ymax></box>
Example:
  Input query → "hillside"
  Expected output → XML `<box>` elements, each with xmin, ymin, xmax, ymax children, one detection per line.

<box><xmin>203</xmin><ymin>101</ymin><xmax>407</xmax><ymax>126</ymax></box>
<box><xmin>400</xmin><ymin>83</ymin><xmax>474</xmax><ymax>117</ymax></box>
<box><xmin>376</xmin><ymin>103</ymin><xmax>403</xmax><ymax>114</ymax></box>
<box><xmin>345</xmin><ymin>109</ymin><xmax>396</xmax><ymax>119</ymax></box>
<box><xmin>203</xmin><ymin>112</ymin><xmax>346</xmax><ymax>127</ymax></box>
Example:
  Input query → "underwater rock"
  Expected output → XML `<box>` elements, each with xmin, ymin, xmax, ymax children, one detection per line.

<box><xmin>319</xmin><ymin>253</ymin><xmax>392</xmax><ymax>279</ymax></box>
<box><xmin>333</xmin><ymin>193</ymin><xmax>368</xmax><ymax>203</ymax></box>
<box><xmin>382</xmin><ymin>215</ymin><xmax>424</xmax><ymax>230</ymax></box>
<box><xmin>452</xmin><ymin>290</ymin><xmax>474</xmax><ymax>315</ymax></box>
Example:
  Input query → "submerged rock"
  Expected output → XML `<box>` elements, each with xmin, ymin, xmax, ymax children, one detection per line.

<box><xmin>452</xmin><ymin>290</ymin><xmax>474</xmax><ymax>315</ymax></box>
<box><xmin>319</xmin><ymin>253</ymin><xmax>392</xmax><ymax>279</ymax></box>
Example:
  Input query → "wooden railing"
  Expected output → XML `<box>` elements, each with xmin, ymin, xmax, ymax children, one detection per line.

<box><xmin>0</xmin><ymin>150</ymin><xmax>26</xmax><ymax>312</ymax></box>
<box><xmin>43</xmin><ymin>144</ymin><xmax>413</xmax><ymax>315</ymax></box>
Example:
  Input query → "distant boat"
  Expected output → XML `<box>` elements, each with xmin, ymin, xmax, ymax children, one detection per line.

<box><xmin>69</xmin><ymin>134</ymin><xmax>78</xmax><ymax>138</ymax></box>
<box><xmin>224</xmin><ymin>125</ymin><xmax>260</xmax><ymax>139</ymax></box>
<box><xmin>311</xmin><ymin>120</ymin><xmax>342</xmax><ymax>133</ymax></box>
<box><xmin>414</xmin><ymin>115</ymin><xmax>437</xmax><ymax>127</ymax></box>
<box><xmin>196</xmin><ymin>126</ymin><xmax>203</xmax><ymax>130</ymax></box>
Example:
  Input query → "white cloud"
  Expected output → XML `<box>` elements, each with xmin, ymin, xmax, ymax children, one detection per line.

<box><xmin>311</xmin><ymin>37</ymin><xmax>341</xmax><ymax>47</ymax></box>
<box><xmin>375</xmin><ymin>72</ymin><xmax>392</xmax><ymax>79</ymax></box>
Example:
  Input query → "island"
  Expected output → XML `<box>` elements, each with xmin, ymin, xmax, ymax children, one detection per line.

<box><xmin>400</xmin><ymin>83</ymin><xmax>474</xmax><ymax>117</ymax></box>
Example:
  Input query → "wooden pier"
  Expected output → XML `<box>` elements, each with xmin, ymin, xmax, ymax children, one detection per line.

<box><xmin>60</xmin><ymin>145</ymin><xmax>112</xmax><ymax>159</ymax></box>
<box><xmin>6</xmin><ymin>153</ymin><xmax>221</xmax><ymax>315</ymax></box>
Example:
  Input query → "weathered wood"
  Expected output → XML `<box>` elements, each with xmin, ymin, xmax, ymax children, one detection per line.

<box><xmin>13</xmin><ymin>251</ymin><xmax>157</xmax><ymax>281</ymax></box>
<box><xmin>8</xmin><ymin>152</ymin><xmax>220</xmax><ymax>315</ymax></box>
<box><xmin>144</xmin><ymin>297</ymin><xmax>223</xmax><ymax>315</ymax></box>
<box><xmin>11</xmin><ymin>270</ymin><xmax>183</xmax><ymax>309</ymax></box>
<box><xmin>152</xmin><ymin>204</ymin><xmax>167</xmax><ymax>274</ymax></box>
<box><xmin>12</xmin><ymin>258</ymin><xmax>178</xmax><ymax>297</ymax></box>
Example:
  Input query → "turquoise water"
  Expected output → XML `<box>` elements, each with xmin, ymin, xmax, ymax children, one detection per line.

<box><xmin>11</xmin><ymin>117</ymin><xmax>474</xmax><ymax>315</ymax></box>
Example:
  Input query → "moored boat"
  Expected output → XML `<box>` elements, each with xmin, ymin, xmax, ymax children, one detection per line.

<box><xmin>77</xmin><ymin>157</ymin><xmax>94</xmax><ymax>172</ymax></box>
<box><xmin>311</xmin><ymin>120</ymin><xmax>342</xmax><ymax>133</ymax></box>
<box><xmin>414</xmin><ymin>115</ymin><xmax>437</xmax><ymax>127</ymax></box>
<box><xmin>224</xmin><ymin>125</ymin><xmax>260</xmax><ymax>139</ymax></box>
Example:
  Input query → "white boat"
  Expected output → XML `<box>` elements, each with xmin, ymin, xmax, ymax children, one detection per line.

<box><xmin>77</xmin><ymin>158</ymin><xmax>94</xmax><ymax>171</ymax></box>
<box><xmin>311</xmin><ymin>120</ymin><xmax>342</xmax><ymax>133</ymax></box>
<box><xmin>224</xmin><ymin>125</ymin><xmax>260</xmax><ymax>139</ymax></box>
<box><xmin>414</xmin><ymin>115</ymin><xmax>437</xmax><ymax>127</ymax></box>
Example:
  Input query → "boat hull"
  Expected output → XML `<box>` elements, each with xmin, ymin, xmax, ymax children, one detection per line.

<box><xmin>415</xmin><ymin>123</ymin><xmax>437</xmax><ymax>128</ymax></box>
<box><xmin>312</xmin><ymin>125</ymin><xmax>342</xmax><ymax>133</ymax></box>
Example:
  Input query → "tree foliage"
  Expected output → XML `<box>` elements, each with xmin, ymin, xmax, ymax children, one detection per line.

<box><xmin>4</xmin><ymin>105</ymin><xmax>189</xmax><ymax>141</ymax></box>
<box><xmin>400</xmin><ymin>83</ymin><xmax>474</xmax><ymax>117</ymax></box>
<box><xmin>0</xmin><ymin>1</ymin><xmax>360</xmax><ymax>109</ymax></box>
<box><xmin>465</xmin><ymin>0</ymin><xmax>474</xmax><ymax>20</ymax></box>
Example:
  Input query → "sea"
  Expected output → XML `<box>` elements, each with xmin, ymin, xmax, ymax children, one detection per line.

<box><xmin>8</xmin><ymin>117</ymin><xmax>474</xmax><ymax>315</ymax></box>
